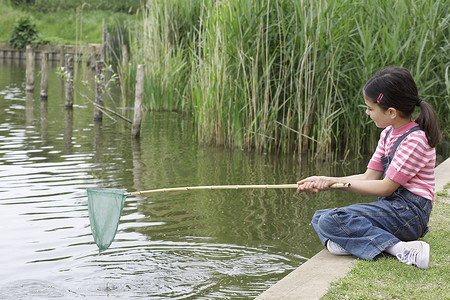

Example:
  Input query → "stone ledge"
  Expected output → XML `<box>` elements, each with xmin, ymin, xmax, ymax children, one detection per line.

<box><xmin>255</xmin><ymin>250</ymin><xmax>355</xmax><ymax>300</ymax></box>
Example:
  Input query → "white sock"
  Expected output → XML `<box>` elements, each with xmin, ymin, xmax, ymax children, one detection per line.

<box><xmin>386</xmin><ymin>241</ymin><xmax>405</xmax><ymax>256</ymax></box>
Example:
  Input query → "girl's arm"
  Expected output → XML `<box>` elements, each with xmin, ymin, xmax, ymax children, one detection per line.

<box><xmin>340</xmin><ymin>168</ymin><xmax>383</xmax><ymax>181</ymax></box>
<box><xmin>297</xmin><ymin>169</ymin><xmax>400</xmax><ymax>197</ymax></box>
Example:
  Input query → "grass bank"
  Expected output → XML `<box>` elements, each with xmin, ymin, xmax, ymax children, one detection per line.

<box><xmin>322</xmin><ymin>194</ymin><xmax>450</xmax><ymax>299</ymax></box>
<box><xmin>0</xmin><ymin>0</ymin><xmax>136</xmax><ymax>45</ymax></box>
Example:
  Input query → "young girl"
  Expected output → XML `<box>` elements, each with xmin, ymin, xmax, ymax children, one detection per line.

<box><xmin>297</xmin><ymin>67</ymin><xmax>441</xmax><ymax>269</ymax></box>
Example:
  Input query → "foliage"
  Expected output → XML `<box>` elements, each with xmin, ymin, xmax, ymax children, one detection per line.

<box><xmin>2</xmin><ymin>0</ymin><xmax>448</xmax><ymax>158</ymax></box>
<box><xmin>7</xmin><ymin>16</ymin><xmax>45</xmax><ymax>48</ymax></box>
<box><xmin>136</xmin><ymin>0</ymin><xmax>449</xmax><ymax>158</ymax></box>
<box><xmin>10</xmin><ymin>0</ymin><xmax>143</xmax><ymax>13</ymax></box>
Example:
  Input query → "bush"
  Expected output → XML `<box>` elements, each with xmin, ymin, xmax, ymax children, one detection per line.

<box><xmin>8</xmin><ymin>17</ymin><xmax>42</xmax><ymax>48</ymax></box>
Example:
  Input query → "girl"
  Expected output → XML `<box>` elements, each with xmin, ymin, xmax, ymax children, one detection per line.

<box><xmin>297</xmin><ymin>67</ymin><xmax>441</xmax><ymax>269</ymax></box>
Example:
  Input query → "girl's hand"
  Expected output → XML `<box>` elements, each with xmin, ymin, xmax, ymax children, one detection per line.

<box><xmin>297</xmin><ymin>176</ymin><xmax>337</xmax><ymax>194</ymax></box>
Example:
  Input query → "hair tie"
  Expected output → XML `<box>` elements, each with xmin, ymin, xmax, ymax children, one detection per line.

<box><xmin>376</xmin><ymin>93</ymin><xmax>384</xmax><ymax>103</ymax></box>
<box><xmin>416</xmin><ymin>98</ymin><xmax>423</xmax><ymax>106</ymax></box>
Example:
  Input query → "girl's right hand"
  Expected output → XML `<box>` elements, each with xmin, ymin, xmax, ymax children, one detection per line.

<box><xmin>297</xmin><ymin>176</ymin><xmax>320</xmax><ymax>194</ymax></box>
<box><xmin>297</xmin><ymin>176</ymin><xmax>337</xmax><ymax>194</ymax></box>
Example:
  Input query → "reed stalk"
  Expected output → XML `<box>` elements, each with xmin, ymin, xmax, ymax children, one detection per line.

<box><xmin>134</xmin><ymin>0</ymin><xmax>449</xmax><ymax>159</ymax></box>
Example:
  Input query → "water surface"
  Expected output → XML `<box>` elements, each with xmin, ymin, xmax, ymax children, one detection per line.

<box><xmin>0</xmin><ymin>59</ymin><xmax>369</xmax><ymax>299</ymax></box>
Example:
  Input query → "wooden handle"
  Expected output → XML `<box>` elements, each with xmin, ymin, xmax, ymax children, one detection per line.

<box><xmin>129</xmin><ymin>182</ymin><xmax>350</xmax><ymax>196</ymax></box>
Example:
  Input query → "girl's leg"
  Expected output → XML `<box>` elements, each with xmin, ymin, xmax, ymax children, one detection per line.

<box><xmin>316</xmin><ymin>201</ymin><xmax>400</xmax><ymax>260</ymax></box>
<box><xmin>313</xmin><ymin>194</ymin><xmax>430</xmax><ymax>260</ymax></box>
<box><xmin>311</xmin><ymin>208</ymin><xmax>333</xmax><ymax>246</ymax></box>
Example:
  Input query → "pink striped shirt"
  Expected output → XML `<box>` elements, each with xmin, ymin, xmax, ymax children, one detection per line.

<box><xmin>367</xmin><ymin>122</ymin><xmax>436</xmax><ymax>201</ymax></box>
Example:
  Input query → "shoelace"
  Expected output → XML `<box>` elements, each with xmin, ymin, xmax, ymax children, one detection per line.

<box><xmin>396</xmin><ymin>247</ymin><xmax>419</xmax><ymax>266</ymax></box>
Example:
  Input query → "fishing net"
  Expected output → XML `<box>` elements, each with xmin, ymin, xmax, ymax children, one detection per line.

<box><xmin>87</xmin><ymin>188</ymin><xmax>127</xmax><ymax>252</ymax></box>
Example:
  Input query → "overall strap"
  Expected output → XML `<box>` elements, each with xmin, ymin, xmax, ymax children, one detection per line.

<box><xmin>381</xmin><ymin>125</ymin><xmax>421</xmax><ymax>178</ymax></box>
<box><xmin>384</xmin><ymin>127</ymin><xmax>394</xmax><ymax>145</ymax></box>
<box><xmin>388</xmin><ymin>125</ymin><xmax>421</xmax><ymax>160</ymax></box>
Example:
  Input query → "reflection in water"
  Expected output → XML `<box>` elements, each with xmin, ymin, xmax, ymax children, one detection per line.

<box><xmin>64</xmin><ymin>109</ymin><xmax>73</xmax><ymax>155</ymax></box>
<box><xmin>0</xmin><ymin>59</ymin><xmax>370</xmax><ymax>298</ymax></box>
<box><xmin>132</xmin><ymin>139</ymin><xmax>144</xmax><ymax>192</ymax></box>
<box><xmin>25</xmin><ymin>91</ymin><xmax>33</xmax><ymax>126</ymax></box>
<box><xmin>40</xmin><ymin>99</ymin><xmax>48</xmax><ymax>144</ymax></box>
<box><xmin>94</xmin><ymin>120</ymin><xmax>102</xmax><ymax>163</ymax></box>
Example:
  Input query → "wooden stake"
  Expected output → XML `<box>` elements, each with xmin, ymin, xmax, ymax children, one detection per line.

<box><xmin>40</xmin><ymin>52</ymin><xmax>49</xmax><ymax>100</ymax></box>
<box><xmin>131</xmin><ymin>64</ymin><xmax>144</xmax><ymax>138</ymax></box>
<box><xmin>85</xmin><ymin>36</ymin><xmax>89</xmax><ymax>64</ymax></box>
<box><xmin>94</xmin><ymin>60</ymin><xmax>105</xmax><ymax>121</ymax></box>
<box><xmin>25</xmin><ymin>45</ymin><xmax>34</xmax><ymax>92</ymax></box>
<box><xmin>59</xmin><ymin>45</ymin><xmax>65</xmax><ymax>67</ymax></box>
<box><xmin>101</xmin><ymin>18</ymin><xmax>106</xmax><ymax>62</ymax></box>
<box><xmin>121</xmin><ymin>44</ymin><xmax>128</xmax><ymax>69</ymax></box>
<box><xmin>64</xmin><ymin>54</ymin><xmax>74</xmax><ymax>108</ymax></box>
<box><xmin>88</xmin><ymin>45</ymin><xmax>96</xmax><ymax>67</ymax></box>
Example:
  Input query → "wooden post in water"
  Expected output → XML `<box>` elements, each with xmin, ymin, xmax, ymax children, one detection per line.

<box><xmin>64</xmin><ymin>54</ymin><xmax>74</xmax><ymax>108</ymax></box>
<box><xmin>132</xmin><ymin>64</ymin><xmax>145</xmax><ymax>138</ymax></box>
<box><xmin>88</xmin><ymin>45</ymin><xmax>96</xmax><ymax>68</ymax></box>
<box><xmin>85</xmin><ymin>36</ymin><xmax>89</xmax><ymax>64</ymax></box>
<box><xmin>40</xmin><ymin>52</ymin><xmax>49</xmax><ymax>100</ymax></box>
<box><xmin>94</xmin><ymin>60</ymin><xmax>105</xmax><ymax>121</ymax></box>
<box><xmin>25</xmin><ymin>45</ymin><xmax>35</xmax><ymax>92</ymax></box>
<box><xmin>122</xmin><ymin>44</ymin><xmax>128</xmax><ymax>69</ymax></box>
<box><xmin>59</xmin><ymin>46</ymin><xmax>65</xmax><ymax>67</ymax></box>
<box><xmin>101</xmin><ymin>18</ymin><xmax>106</xmax><ymax>62</ymax></box>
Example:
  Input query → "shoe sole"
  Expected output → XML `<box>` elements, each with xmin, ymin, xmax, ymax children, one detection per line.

<box><xmin>419</xmin><ymin>242</ymin><xmax>430</xmax><ymax>269</ymax></box>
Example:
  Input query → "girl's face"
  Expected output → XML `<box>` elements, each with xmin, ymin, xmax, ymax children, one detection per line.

<box><xmin>364</xmin><ymin>93</ymin><xmax>393</xmax><ymax>128</ymax></box>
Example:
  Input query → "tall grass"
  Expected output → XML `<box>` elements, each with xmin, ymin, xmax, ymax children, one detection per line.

<box><xmin>136</xmin><ymin>0</ymin><xmax>448</xmax><ymax>158</ymax></box>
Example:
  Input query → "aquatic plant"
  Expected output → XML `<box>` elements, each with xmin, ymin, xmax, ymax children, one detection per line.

<box><xmin>135</xmin><ymin>0</ymin><xmax>449</xmax><ymax>158</ymax></box>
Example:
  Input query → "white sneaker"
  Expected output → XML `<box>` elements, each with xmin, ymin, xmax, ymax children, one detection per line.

<box><xmin>327</xmin><ymin>240</ymin><xmax>351</xmax><ymax>256</ymax></box>
<box><xmin>396</xmin><ymin>241</ymin><xmax>430</xmax><ymax>269</ymax></box>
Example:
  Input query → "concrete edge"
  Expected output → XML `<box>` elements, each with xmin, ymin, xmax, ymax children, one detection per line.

<box><xmin>255</xmin><ymin>157</ymin><xmax>450</xmax><ymax>300</ymax></box>
<box><xmin>435</xmin><ymin>157</ymin><xmax>450</xmax><ymax>193</ymax></box>
<box><xmin>255</xmin><ymin>250</ymin><xmax>356</xmax><ymax>300</ymax></box>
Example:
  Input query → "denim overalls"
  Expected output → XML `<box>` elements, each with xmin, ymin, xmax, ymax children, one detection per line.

<box><xmin>311</xmin><ymin>126</ymin><xmax>432</xmax><ymax>260</ymax></box>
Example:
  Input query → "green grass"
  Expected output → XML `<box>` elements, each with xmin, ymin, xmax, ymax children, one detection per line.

<box><xmin>322</xmin><ymin>197</ymin><xmax>450</xmax><ymax>300</ymax></box>
<box><xmin>0</xmin><ymin>1</ymin><xmax>136</xmax><ymax>45</ymax></box>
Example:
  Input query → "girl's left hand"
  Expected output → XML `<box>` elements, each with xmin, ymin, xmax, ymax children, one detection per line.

<box><xmin>297</xmin><ymin>176</ymin><xmax>337</xmax><ymax>194</ymax></box>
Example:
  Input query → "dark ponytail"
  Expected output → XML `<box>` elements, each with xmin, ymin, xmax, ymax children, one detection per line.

<box><xmin>415</xmin><ymin>100</ymin><xmax>442</xmax><ymax>148</ymax></box>
<box><xmin>364</xmin><ymin>67</ymin><xmax>442</xmax><ymax>148</ymax></box>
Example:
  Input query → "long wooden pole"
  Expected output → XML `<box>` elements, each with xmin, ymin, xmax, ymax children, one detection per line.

<box><xmin>129</xmin><ymin>183</ymin><xmax>350</xmax><ymax>196</ymax></box>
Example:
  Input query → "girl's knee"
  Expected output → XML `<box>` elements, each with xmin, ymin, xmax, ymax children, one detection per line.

<box><xmin>311</xmin><ymin>208</ymin><xmax>332</xmax><ymax>225</ymax></box>
<box><xmin>317</xmin><ymin>210</ymin><xmax>337</xmax><ymax>233</ymax></box>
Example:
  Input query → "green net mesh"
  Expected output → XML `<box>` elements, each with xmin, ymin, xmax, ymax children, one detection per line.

<box><xmin>87</xmin><ymin>188</ymin><xmax>127</xmax><ymax>252</ymax></box>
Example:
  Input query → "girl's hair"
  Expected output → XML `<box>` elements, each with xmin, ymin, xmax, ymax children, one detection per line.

<box><xmin>363</xmin><ymin>67</ymin><xmax>442</xmax><ymax>147</ymax></box>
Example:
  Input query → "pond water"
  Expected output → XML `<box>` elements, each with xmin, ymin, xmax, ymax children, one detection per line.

<box><xmin>0</xmin><ymin>59</ymin><xmax>369</xmax><ymax>299</ymax></box>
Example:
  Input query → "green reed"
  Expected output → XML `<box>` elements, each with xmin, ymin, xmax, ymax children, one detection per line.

<box><xmin>135</xmin><ymin>0</ymin><xmax>449</xmax><ymax>158</ymax></box>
